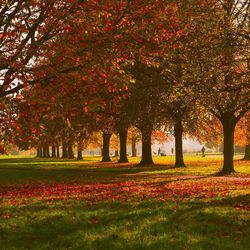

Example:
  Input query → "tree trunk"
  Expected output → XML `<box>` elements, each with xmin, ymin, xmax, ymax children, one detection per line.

<box><xmin>114</xmin><ymin>150</ymin><xmax>119</xmax><ymax>157</ymax></box>
<box><xmin>243</xmin><ymin>143</ymin><xmax>250</xmax><ymax>160</ymax></box>
<box><xmin>174</xmin><ymin>117</ymin><xmax>186</xmax><ymax>167</ymax></box>
<box><xmin>51</xmin><ymin>145</ymin><xmax>56</xmax><ymax>158</ymax></box>
<box><xmin>36</xmin><ymin>148</ymin><xmax>41</xmax><ymax>157</ymax></box>
<box><xmin>56</xmin><ymin>145</ymin><xmax>60</xmax><ymax>158</ymax></box>
<box><xmin>220</xmin><ymin>113</ymin><xmax>237</xmax><ymax>174</ymax></box>
<box><xmin>68</xmin><ymin>140</ymin><xmax>74</xmax><ymax>159</ymax></box>
<box><xmin>101</xmin><ymin>133</ymin><xmax>112</xmax><ymax>162</ymax></box>
<box><xmin>46</xmin><ymin>145</ymin><xmax>50</xmax><ymax>158</ymax></box>
<box><xmin>42</xmin><ymin>146</ymin><xmax>46</xmax><ymax>158</ymax></box>
<box><xmin>77</xmin><ymin>142</ymin><xmax>83</xmax><ymax>160</ymax></box>
<box><xmin>131</xmin><ymin>136</ymin><xmax>137</xmax><ymax>157</ymax></box>
<box><xmin>118</xmin><ymin>127</ymin><xmax>128</xmax><ymax>163</ymax></box>
<box><xmin>138</xmin><ymin>128</ymin><xmax>154</xmax><ymax>166</ymax></box>
<box><xmin>61</xmin><ymin>140</ymin><xmax>68</xmax><ymax>158</ymax></box>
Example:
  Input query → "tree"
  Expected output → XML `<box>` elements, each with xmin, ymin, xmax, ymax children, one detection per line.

<box><xmin>114</xmin><ymin>101</ymin><xmax>131</xmax><ymax>163</ymax></box>
<box><xmin>195</xmin><ymin>115</ymin><xmax>223</xmax><ymax>149</ymax></box>
<box><xmin>0</xmin><ymin>0</ymin><xmax>80</xmax><ymax>98</ymax></box>
<box><xmin>120</xmin><ymin>0</ymin><xmax>198</xmax><ymax>167</ymax></box>
<box><xmin>117</xmin><ymin>126</ymin><xmax>129</xmax><ymax>163</ymax></box>
<box><xmin>189</xmin><ymin>0</ymin><xmax>250</xmax><ymax>173</ymax></box>
<box><xmin>101</xmin><ymin>132</ymin><xmax>112</xmax><ymax>162</ymax></box>
<box><xmin>128</xmin><ymin>127</ymin><xmax>141</xmax><ymax>157</ymax></box>
<box><xmin>127</xmin><ymin>60</ymin><xmax>165</xmax><ymax>166</ymax></box>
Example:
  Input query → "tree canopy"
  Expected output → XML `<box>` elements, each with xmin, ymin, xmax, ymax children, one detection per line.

<box><xmin>0</xmin><ymin>0</ymin><xmax>249</xmax><ymax>174</ymax></box>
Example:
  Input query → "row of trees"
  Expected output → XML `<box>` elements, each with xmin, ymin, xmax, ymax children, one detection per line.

<box><xmin>0</xmin><ymin>0</ymin><xmax>249</xmax><ymax>174</ymax></box>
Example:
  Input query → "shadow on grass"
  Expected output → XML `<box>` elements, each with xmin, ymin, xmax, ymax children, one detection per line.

<box><xmin>0</xmin><ymin>161</ymin><xmax>248</xmax><ymax>187</ymax></box>
<box><xmin>0</xmin><ymin>157</ymin><xmax>99</xmax><ymax>164</ymax></box>
<box><xmin>0</xmin><ymin>196</ymin><xmax>249</xmax><ymax>250</ymax></box>
<box><xmin>0</xmin><ymin>160</ymin><xmax>176</xmax><ymax>185</ymax></box>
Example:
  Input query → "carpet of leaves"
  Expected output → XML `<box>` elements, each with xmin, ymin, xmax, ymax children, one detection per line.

<box><xmin>0</xmin><ymin>176</ymin><xmax>249</xmax><ymax>210</ymax></box>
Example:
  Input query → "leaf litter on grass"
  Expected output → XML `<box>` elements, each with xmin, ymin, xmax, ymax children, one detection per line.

<box><xmin>0</xmin><ymin>175</ymin><xmax>249</xmax><ymax>210</ymax></box>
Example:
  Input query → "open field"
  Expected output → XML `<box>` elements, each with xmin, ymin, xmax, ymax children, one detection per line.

<box><xmin>0</xmin><ymin>156</ymin><xmax>250</xmax><ymax>250</ymax></box>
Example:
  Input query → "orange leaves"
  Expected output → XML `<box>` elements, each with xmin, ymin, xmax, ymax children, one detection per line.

<box><xmin>0</xmin><ymin>32</ymin><xmax>9</xmax><ymax>41</ymax></box>
<box><xmin>99</xmin><ymin>71</ymin><xmax>108</xmax><ymax>78</ymax></box>
<box><xmin>1</xmin><ymin>176</ymin><xmax>249</xmax><ymax>208</ymax></box>
<box><xmin>195</xmin><ymin>116</ymin><xmax>223</xmax><ymax>145</ymax></box>
<box><xmin>152</xmin><ymin>130</ymin><xmax>171</xmax><ymax>144</ymax></box>
<box><xmin>235</xmin><ymin>112</ymin><xmax>250</xmax><ymax>146</ymax></box>
<box><xmin>0</xmin><ymin>144</ymin><xmax>6</xmax><ymax>154</ymax></box>
<box><xmin>15</xmin><ymin>95</ymin><xmax>22</xmax><ymax>100</ymax></box>
<box><xmin>105</xmin><ymin>20</ymin><xmax>112</xmax><ymax>32</ymax></box>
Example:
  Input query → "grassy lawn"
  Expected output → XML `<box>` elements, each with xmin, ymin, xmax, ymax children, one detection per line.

<box><xmin>0</xmin><ymin>155</ymin><xmax>249</xmax><ymax>250</ymax></box>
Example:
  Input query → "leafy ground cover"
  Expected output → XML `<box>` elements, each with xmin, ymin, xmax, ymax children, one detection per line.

<box><xmin>0</xmin><ymin>155</ymin><xmax>249</xmax><ymax>249</ymax></box>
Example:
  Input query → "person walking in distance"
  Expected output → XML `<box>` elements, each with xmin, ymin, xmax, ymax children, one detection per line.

<box><xmin>201</xmin><ymin>146</ymin><xmax>205</xmax><ymax>157</ymax></box>
<box><xmin>171</xmin><ymin>148</ymin><xmax>174</xmax><ymax>155</ymax></box>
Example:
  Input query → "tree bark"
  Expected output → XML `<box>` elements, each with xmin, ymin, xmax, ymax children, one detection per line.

<box><xmin>220</xmin><ymin>113</ymin><xmax>237</xmax><ymax>174</ymax></box>
<box><xmin>118</xmin><ymin>127</ymin><xmax>128</xmax><ymax>163</ymax></box>
<box><xmin>131</xmin><ymin>136</ymin><xmax>137</xmax><ymax>157</ymax></box>
<box><xmin>42</xmin><ymin>146</ymin><xmax>46</xmax><ymax>158</ymax></box>
<box><xmin>68</xmin><ymin>140</ymin><xmax>74</xmax><ymax>159</ymax></box>
<box><xmin>243</xmin><ymin>143</ymin><xmax>250</xmax><ymax>160</ymax></box>
<box><xmin>174</xmin><ymin>117</ymin><xmax>186</xmax><ymax>167</ymax></box>
<box><xmin>46</xmin><ymin>145</ymin><xmax>50</xmax><ymax>158</ymax></box>
<box><xmin>56</xmin><ymin>145</ymin><xmax>60</xmax><ymax>158</ymax></box>
<box><xmin>138</xmin><ymin>128</ymin><xmax>154</xmax><ymax>166</ymax></box>
<box><xmin>77</xmin><ymin>142</ymin><xmax>83</xmax><ymax>160</ymax></box>
<box><xmin>51</xmin><ymin>145</ymin><xmax>56</xmax><ymax>158</ymax></box>
<box><xmin>101</xmin><ymin>133</ymin><xmax>112</xmax><ymax>162</ymax></box>
<box><xmin>61</xmin><ymin>140</ymin><xmax>68</xmax><ymax>158</ymax></box>
<box><xmin>36</xmin><ymin>147</ymin><xmax>41</xmax><ymax>157</ymax></box>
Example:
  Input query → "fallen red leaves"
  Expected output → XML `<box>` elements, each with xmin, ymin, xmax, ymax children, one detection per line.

<box><xmin>0</xmin><ymin>213</ymin><xmax>15</xmax><ymax>219</ymax></box>
<box><xmin>0</xmin><ymin>176</ymin><xmax>249</xmax><ymax>210</ymax></box>
<box><xmin>234</xmin><ymin>203</ymin><xmax>250</xmax><ymax>211</ymax></box>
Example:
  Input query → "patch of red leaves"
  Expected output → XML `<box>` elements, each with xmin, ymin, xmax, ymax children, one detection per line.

<box><xmin>0</xmin><ymin>213</ymin><xmax>14</xmax><ymax>219</ymax></box>
<box><xmin>0</xmin><ymin>177</ymin><xmax>249</xmax><ymax>209</ymax></box>
<box><xmin>234</xmin><ymin>203</ymin><xmax>250</xmax><ymax>211</ymax></box>
<box><xmin>165</xmin><ymin>177</ymin><xmax>250</xmax><ymax>199</ymax></box>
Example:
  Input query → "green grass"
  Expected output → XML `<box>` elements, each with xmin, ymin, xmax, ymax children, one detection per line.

<box><xmin>0</xmin><ymin>156</ymin><xmax>249</xmax><ymax>250</ymax></box>
<box><xmin>0</xmin><ymin>155</ymin><xmax>248</xmax><ymax>184</ymax></box>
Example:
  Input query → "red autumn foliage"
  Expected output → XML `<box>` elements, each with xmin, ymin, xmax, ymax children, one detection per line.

<box><xmin>0</xmin><ymin>144</ymin><xmax>6</xmax><ymax>154</ymax></box>
<box><xmin>0</xmin><ymin>176</ymin><xmax>249</xmax><ymax>210</ymax></box>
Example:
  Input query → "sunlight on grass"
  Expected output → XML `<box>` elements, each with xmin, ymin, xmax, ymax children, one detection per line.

<box><xmin>0</xmin><ymin>155</ymin><xmax>249</xmax><ymax>185</ymax></box>
<box><xmin>0</xmin><ymin>156</ymin><xmax>249</xmax><ymax>249</ymax></box>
